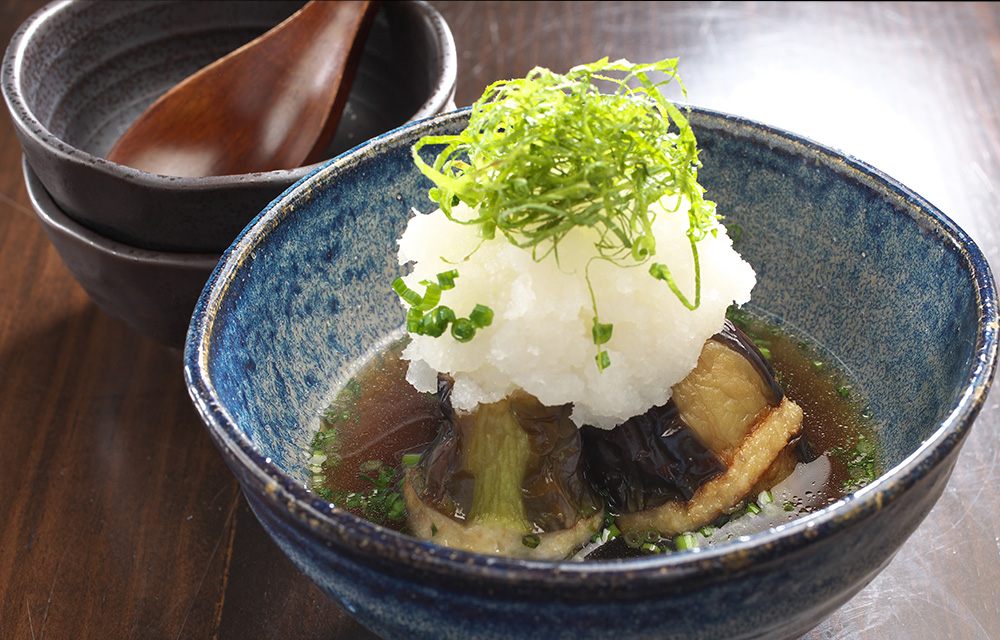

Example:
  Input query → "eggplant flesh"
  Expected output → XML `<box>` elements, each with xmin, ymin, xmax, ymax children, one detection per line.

<box><xmin>405</xmin><ymin>382</ymin><xmax>604</xmax><ymax>559</ymax></box>
<box><xmin>406</xmin><ymin>320</ymin><xmax>804</xmax><ymax>553</ymax></box>
<box><xmin>404</xmin><ymin>478</ymin><xmax>605</xmax><ymax>559</ymax></box>
<box><xmin>672</xmin><ymin>323</ymin><xmax>784</xmax><ymax>461</ymax></box>
<box><xmin>615</xmin><ymin>397</ymin><xmax>803</xmax><ymax>535</ymax></box>
<box><xmin>583</xmin><ymin>320</ymin><xmax>805</xmax><ymax>536</ymax></box>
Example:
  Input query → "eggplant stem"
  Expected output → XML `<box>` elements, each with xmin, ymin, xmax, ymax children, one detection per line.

<box><xmin>466</xmin><ymin>400</ymin><xmax>531</xmax><ymax>532</ymax></box>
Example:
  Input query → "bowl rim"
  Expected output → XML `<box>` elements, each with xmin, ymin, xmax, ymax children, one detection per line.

<box><xmin>22</xmin><ymin>156</ymin><xmax>221</xmax><ymax>265</ymax></box>
<box><xmin>184</xmin><ymin>106</ymin><xmax>999</xmax><ymax>590</ymax></box>
<box><xmin>1</xmin><ymin>0</ymin><xmax>457</xmax><ymax>190</ymax></box>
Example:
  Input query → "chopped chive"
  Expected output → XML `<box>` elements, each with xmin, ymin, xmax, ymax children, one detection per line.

<box><xmin>437</xmin><ymin>269</ymin><xmax>459</xmax><ymax>290</ymax></box>
<box><xmin>310</xmin><ymin>462</ymin><xmax>408</xmax><ymax>525</ymax></box>
<box><xmin>726</xmin><ymin>223</ymin><xmax>743</xmax><ymax>243</ymax></box>
<box><xmin>675</xmin><ymin>533</ymin><xmax>698</xmax><ymax>550</ymax></box>
<box><xmin>405</xmin><ymin>307</ymin><xmax>423</xmax><ymax>333</ymax></box>
<box><xmin>856</xmin><ymin>435</ymin><xmax>874</xmax><ymax>455</ymax></box>
<box><xmin>469</xmin><ymin>304</ymin><xmax>494</xmax><ymax>328</ymax></box>
<box><xmin>623</xmin><ymin>530</ymin><xmax>644</xmax><ymax>549</ymax></box>
<box><xmin>393</xmin><ymin>273</ymin><xmax>492</xmax><ymax>344</ymax></box>
<box><xmin>392</xmin><ymin>277</ymin><xmax>423</xmax><ymax>307</ymax></box>
<box><xmin>401</xmin><ymin>453</ymin><xmax>422</xmax><ymax>467</ymax></box>
<box><xmin>451</xmin><ymin>318</ymin><xmax>477</xmax><ymax>342</ymax></box>
<box><xmin>595</xmin><ymin>350</ymin><xmax>611</xmax><ymax>370</ymax></box>
<box><xmin>592</xmin><ymin>319</ymin><xmax>614</xmax><ymax>346</ymax></box>
<box><xmin>415</xmin><ymin>281</ymin><xmax>441</xmax><ymax>311</ymax></box>
<box><xmin>421</xmin><ymin>306</ymin><xmax>455</xmax><ymax>338</ymax></box>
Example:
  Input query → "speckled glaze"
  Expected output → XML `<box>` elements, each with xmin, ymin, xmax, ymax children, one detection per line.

<box><xmin>22</xmin><ymin>158</ymin><xmax>217</xmax><ymax>348</ymax></box>
<box><xmin>2</xmin><ymin>0</ymin><xmax>456</xmax><ymax>253</ymax></box>
<box><xmin>184</xmin><ymin>108</ymin><xmax>998</xmax><ymax>640</ymax></box>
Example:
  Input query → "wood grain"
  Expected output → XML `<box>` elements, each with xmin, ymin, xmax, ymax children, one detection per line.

<box><xmin>1</xmin><ymin>2</ymin><xmax>997</xmax><ymax>638</ymax></box>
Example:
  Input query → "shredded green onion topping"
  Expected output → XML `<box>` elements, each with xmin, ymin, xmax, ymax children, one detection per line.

<box><xmin>403</xmin><ymin>57</ymin><xmax>719</xmax><ymax>369</ymax></box>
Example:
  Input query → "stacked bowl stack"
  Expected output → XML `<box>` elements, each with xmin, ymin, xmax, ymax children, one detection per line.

<box><xmin>2</xmin><ymin>0</ymin><xmax>456</xmax><ymax>347</ymax></box>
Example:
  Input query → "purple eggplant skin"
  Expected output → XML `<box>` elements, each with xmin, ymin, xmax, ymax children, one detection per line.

<box><xmin>581</xmin><ymin>403</ymin><xmax>726</xmax><ymax>513</ymax></box>
<box><xmin>580</xmin><ymin>319</ymin><xmax>788</xmax><ymax>515</ymax></box>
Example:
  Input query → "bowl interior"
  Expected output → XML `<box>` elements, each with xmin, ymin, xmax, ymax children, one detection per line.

<box><xmin>14</xmin><ymin>0</ymin><xmax>441</xmax><ymax>163</ymax></box>
<box><xmin>198</xmin><ymin>108</ymin><xmax>990</xmax><ymax>492</ymax></box>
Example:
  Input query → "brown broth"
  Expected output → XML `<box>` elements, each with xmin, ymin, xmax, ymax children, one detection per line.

<box><xmin>308</xmin><ymin>315</ymin><xmax>880</xmax><ymax>558</ymax></box>
<box><xmin>308</xmin><ymin>343</ymin><xmax>440</xmax><ymax>496</ymax></box>
<box><xmin>736</xmin><ymin>311</ymin><xmax>879</xmax><ymax>499</ymax></box>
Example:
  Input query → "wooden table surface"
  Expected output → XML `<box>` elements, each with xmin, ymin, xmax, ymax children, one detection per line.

<box><xmin>2</xmin><ymin>2</ymin><xmax>999</xmax><ymax>638</ymax></box>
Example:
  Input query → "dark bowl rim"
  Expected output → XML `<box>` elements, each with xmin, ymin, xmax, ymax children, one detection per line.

<box><xmin>1</xmin><ymin>0</ymin><xmax>457</xmax><ymax>191</ymax></box>
<box><xmin>184</xmin><ymin>105</ymin><xmax>1000</xmax><ymax>589</ymax></box>
<box><xmin>22</xmin><ymin>155</ymin><xmax>221</xmax><ymax>265</ymax></box>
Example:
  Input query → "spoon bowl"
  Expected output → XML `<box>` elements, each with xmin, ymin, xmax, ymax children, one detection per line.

<box><xmin>106</xmin><ymin>0</ymin><xmax>380</xmax><ymax>177</ymax></box>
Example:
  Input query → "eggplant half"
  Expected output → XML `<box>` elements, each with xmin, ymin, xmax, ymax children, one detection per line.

<box><xmin>582</xmin><ymin>320</ymin><xmax>806</xmax><ymax>536</ymax></box>
<box><xmin>404</xmin><ymin>380</ymin><xmax>604</xmax><ymax>559</ymax></box>
<box><xmin>405</xmin><ymin>320</ymin><xmax>805</xmax><ymax>555</ymax></box>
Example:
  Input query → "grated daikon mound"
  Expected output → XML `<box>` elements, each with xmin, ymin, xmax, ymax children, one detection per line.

<box><xmin>397</xmin><ymin>195</ymin><xmax>756</xmax><ymax>430</ymax></box>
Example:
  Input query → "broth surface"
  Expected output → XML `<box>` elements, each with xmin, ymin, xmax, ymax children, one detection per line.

<box><xmin>307</xmin><ymin>312</ymin><xmax>880</xmax><ymax>559</ymax></box>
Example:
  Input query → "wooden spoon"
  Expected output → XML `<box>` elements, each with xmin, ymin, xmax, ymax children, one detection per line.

<box><xmin>106</xmin><ymin>1</ymin><xmax>379</xmax><ymax>177</ymax></box>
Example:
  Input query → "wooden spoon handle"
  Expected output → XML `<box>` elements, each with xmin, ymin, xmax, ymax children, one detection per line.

<box><xmin>302</xmin><ymin>0</ymin><xmax>381</xmax><ymax>165</ymax></box>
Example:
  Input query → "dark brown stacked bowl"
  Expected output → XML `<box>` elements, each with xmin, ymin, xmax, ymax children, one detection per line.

<box><xmin>2</xmin><ymin>0</ymin><xmax>456</xmax><ymax>347</ymax></box>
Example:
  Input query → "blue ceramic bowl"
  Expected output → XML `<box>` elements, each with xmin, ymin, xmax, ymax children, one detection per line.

<box><xmin>184</xmin><ymin>108</ymin><xmax>998</xmax><ymax>640</ymax></box>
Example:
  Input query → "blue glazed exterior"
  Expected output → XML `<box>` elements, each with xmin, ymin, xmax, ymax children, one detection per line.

<box><xmin>185</xmin><ymin>108</ymin><xmax>998</xmax><ymax>639</ymax></box>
